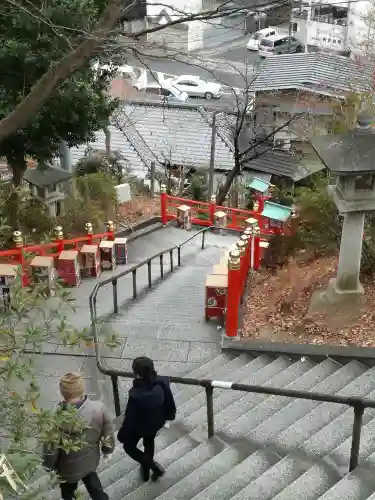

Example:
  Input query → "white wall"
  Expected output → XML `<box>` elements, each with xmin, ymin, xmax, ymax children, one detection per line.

<box><xmin>294</xmin><ymin>0</ymin><xmax>374</xmax><ymax>54</ymax></box>
<box><xmin>147</xmin><ymin>0</ymin><xmax>202</xmax><ymax>19</ymax></box>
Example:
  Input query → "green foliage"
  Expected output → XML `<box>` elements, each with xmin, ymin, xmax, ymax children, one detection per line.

<box><xmin>0</xmin><ymin>271</ymin><xmax>119</xmax><ymax>498</ymax></box>
<box><xmin>0</xmin><ymin>0</ymin><xmax>117</xmax><ymax>186</ymax></box>
<box><xmin>60</xmin><ymin>172</ymin><xmax>118</xmax><ymax>234</ymax></box>
<box><xmin>75</xmin><ymin>149</ymin><xmax>128</xmax><ymax>185</ymax></box>
<box><xmin>294</xmin><ymin>177</ymin><xmax>341</xmax><ymax>256</ymax></box>
<box><xmin>186</xmin><ymin>174</ymin><xmax>208</xmax><ymax>201</ymax></box>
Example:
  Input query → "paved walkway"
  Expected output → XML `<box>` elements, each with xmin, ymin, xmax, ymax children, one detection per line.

<box><xmin>31</xmin><ymin>226</ymin><xmax>238</xmax><ymax>411</ymax></box>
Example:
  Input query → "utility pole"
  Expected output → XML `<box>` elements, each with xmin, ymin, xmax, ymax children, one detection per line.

<box><xmin>208</xmin><ymin>111</ymin><xmax>217</xmax><ymax>200</ymax></box>
<box><xmin>305</xmin><ymin>0</ymin><xmax>311</xmax><ymax>53</ymax></box>
<box><xmin>288</xmin><ymin>0</ymin><xmax>292</xmax><ymax>53</ymax></box>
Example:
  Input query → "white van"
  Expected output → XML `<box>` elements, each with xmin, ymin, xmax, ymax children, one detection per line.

<box><xmin>247</xmin><ymin>27</ymin><xmax>277</xmax><ymax>51</ymax></box>
<box><xmin>258</xmin><ymin>34</ymin><xmax>303</xmax><ymax>57</ymax></box>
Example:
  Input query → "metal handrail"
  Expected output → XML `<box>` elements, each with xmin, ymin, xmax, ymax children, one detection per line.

<box><xmin>88</xmin><ymin>225</ymin><xmax>374</xmax><ymax>474</ymax></box>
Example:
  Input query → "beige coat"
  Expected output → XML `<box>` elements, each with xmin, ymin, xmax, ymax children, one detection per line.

<box><xmin>43</xmin><ymin>398</ymin><xmax>115</xmax><ymax>483</ymax></box>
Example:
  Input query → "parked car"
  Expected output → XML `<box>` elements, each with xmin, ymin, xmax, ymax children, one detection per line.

<box><xmin>168</xmin><ymin>75</ymin><xmax>223</xmax><ymax>100</ymax></box>
<box><xmin>258</xmin><ymin>34</ymin><xmax>303</xmax><ymax>57</ymax></box>
<box><xmin>247</xmin><ymin>27</ymin><xmax>277</xmax><ymax>50</ymax></box>
<box><xmin>135</xmin><ymin>82</ymin><xmax>189</xmax><ymax>103</ymax></box>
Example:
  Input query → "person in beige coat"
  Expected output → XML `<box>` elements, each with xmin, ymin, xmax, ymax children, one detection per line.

<box><xmin>43</xmin><ymin>372</ymin><xmax>115</xmax><ymax>500</ymax></box>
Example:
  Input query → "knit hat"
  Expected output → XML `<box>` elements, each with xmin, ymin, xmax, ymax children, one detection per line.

<box><xmin>59</xmin><ymin>372</ymin><xmax>85</xmax><ymax>401</ymax></box>
<box><xmin>132</xmin><ymin>357</ymin><xmax>156</xmax><ymax>379</ymax></box>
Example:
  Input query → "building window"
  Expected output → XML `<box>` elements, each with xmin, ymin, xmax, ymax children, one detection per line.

<box><xmin>36</xmin><ymin>186</ymin><xmax>45</xmax><ymax>198</ymax></box>
<box><xmin>355</xmin><ymin>175</ymin><xmax>374</xmax><ymax>191</ymax></box>
<box><xmin>56</xmin><ymin>201</ymin><xmax>62</xmax><ymax>216</ymax></box>
<box><xmin>311</xmin><ymin>5</ymin><xmax>348</xmax><ymax>25</ymax></box>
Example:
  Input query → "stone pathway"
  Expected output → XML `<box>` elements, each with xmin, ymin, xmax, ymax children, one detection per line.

<box><xmin>30</xmin><ymin>226</ymin><xmax>238</xmax><ymax>411</ymax></box>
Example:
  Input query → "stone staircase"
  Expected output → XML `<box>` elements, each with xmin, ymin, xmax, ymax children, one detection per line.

<box><xmin>28</xmin><ymin>226</ymin><xmax>375</xmax><ymax>500</ymax></box>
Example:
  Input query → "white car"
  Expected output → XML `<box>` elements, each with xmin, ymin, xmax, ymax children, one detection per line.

<box><xmin>247</xmin><ymin>27</ymin><xmax>277</xmax><ymax>50</ymax></box>
<box><xmin>169</xmin><ymin>75</ymin><xmax>223</xmax><ymax>100</ymax></box>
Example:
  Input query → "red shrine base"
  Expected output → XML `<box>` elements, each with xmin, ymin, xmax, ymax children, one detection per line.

<box><xmin>242</xmin><ymin>255</ymin><xmax>375</xmax><ymax>348</ymax></box>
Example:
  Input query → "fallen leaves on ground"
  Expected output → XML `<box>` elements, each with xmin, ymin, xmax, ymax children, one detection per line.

<box><xmin>117</xmin><ymin>195</ymin><xmax>160</xmax><ymax>228</ymax></box>
<box><xmin>242</xmin><ymin>255</ymin><xmax>375</xmax><ymax>347</ymax></box>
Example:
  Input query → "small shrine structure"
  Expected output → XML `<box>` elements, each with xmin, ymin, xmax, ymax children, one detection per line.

<box><xmin>24</xmin><ymin>161</ymin><xmax>72</xmax><ymax>217</ymax></box>
<box><xmin>311</xmin><ymin>110</ymin><xmax>375</xmax><ymax>303</ymax></box>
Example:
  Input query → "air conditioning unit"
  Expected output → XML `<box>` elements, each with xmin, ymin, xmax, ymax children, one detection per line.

<box><xmin>274</xmin><ymin>138</ymin><xmax>292</xmax><ymax>151</ymax></box>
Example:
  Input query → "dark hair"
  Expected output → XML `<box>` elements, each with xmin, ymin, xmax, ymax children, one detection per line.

<box><xmin>132</xmin><ymin>357</ymin><xmax>156</xmax><ymax>379</ymax></box>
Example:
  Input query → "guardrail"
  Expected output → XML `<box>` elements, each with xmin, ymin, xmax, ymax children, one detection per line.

<box><xmin>88</xmin><ymin>223</ymin><xmax>373</xmax><ymax>474</ymax></box>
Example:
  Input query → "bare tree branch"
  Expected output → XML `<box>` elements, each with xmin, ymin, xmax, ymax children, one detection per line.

<box><xmin>0</xmin><ymin>0</ymin><xmax>128</xmax><ymax>141</ymax></box>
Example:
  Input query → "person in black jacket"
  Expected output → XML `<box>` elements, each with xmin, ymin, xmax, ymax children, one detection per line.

<box><xmin>117</xmin><ymin>357</ymin><xmax>176</xmax><ymax>482</ymax></box>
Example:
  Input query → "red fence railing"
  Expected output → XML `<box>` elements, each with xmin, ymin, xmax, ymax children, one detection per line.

<box><xmin>0</xmin><ymin>222</ymin><xmax>115</xmax><ymax>286</ymax></box>
<box><xmin>160</xmin><ymin>191</ymin><xmax>289</xmax><ymax>236</ymax></box>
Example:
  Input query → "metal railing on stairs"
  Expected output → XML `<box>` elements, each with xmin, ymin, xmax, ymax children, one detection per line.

<box><xmin>111</xmin><ymin>111</ymin><xmax>159</xmax><ymax>172</ymax></box>
<box><xmin>89</xmin><ymin>226</ymin><xmax>375</xmax><ymax>475</ymax></box>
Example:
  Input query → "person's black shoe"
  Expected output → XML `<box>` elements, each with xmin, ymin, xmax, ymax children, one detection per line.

<box><xmin>140</xmin><ymin>465</ymin><xmax>150</xmax><ymax>482</ymax></box>
<box><xmin>151</xmin><ymin>462</ymin><xmax>165</xmax><ymax>482</ymax></box>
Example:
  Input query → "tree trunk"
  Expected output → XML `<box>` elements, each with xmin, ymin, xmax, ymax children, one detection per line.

<box><xmin>7</xmin><ymin>155</ymin><xmax>27</xmax><ymax>230</ymax></box>
<box><xmin>104</xmin><ymin>127</ymin><xmax>111</xmax><ymax>156</ymax></box>
<box><xmin>216</xmin><ymin>156</ymin><xmax>240</xmax><ymax>206</ymax></box>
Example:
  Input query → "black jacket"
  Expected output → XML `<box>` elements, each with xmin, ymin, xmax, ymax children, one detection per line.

<box><xmin>117</xmin><ymin>375</ymin><xmax>176</xmax><ymax>441</ymax></box>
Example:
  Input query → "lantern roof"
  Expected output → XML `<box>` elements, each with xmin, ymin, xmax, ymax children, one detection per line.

<box><xmin>261</xmin><ymin>201</ymin><xmax>292</xmax><ymax>222</ymax></box>
<box><xmin>310</xmin><ymin>111</ymin><xmax>375</xmax><ymax>177</ymax></box>
<box><xmin>246</xmin><ymin>177</ymin><xmax>271</xmax><ymax>193</ymax></box>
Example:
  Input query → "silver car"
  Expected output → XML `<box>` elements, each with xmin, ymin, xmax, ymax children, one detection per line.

<box><xmin>258</xmin><ymin>34</ymin><xmax>303</xmax><ymax>57</ymax></box>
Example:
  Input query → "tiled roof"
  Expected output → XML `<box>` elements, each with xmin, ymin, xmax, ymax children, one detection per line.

<box><xmin>65</xmin><ymin>102</ymin><xmax>300</xmax><ymax>180</ymax></box>
<box><xmin>249</xmin><ymin>53</ymin><xmax>372</xmax><ymax>94</ymax></box>
<box><xmin>210</xmin><ymin>111</ymin><xmax>300</xmax><ymax>179</ymax></box>
<box><xmin>121</xmin><ymin>102</ymin><xmax>235</xmax><ymax>171</ymax></box>
<box><xmin>67</xmin><ymin>127</ymin><xmax>149</xmax><ymax>179</ymax></box>
<box><xmin>244</xmin><ymin>146</ymin><xmax>299</xmax><ymax>178</ymax></box>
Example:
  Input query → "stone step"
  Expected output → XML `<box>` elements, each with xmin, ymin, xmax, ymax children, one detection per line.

<box><xmin>171</xmin><ymin>352</ymin><xmax>241</xmax><ymax>397</ymax></box>
<box><xmin>104</xmin><ymin>433</ymin><xmax>201</xmax><ymax>500</ymax></box>
<box><xmin>275</xmin><ymin>366</ymin><xmax>375</xmax><ymax>454</ymax></box>
<box><xmin>227</xmin><ymin>360</ymin><xmax>366</xmax><ymax>441</ymax></box>
<box><xmin>190</xmin><ymin>448</ymin><xmax>280</xmax><ymax>500</ymax></box>
<box><xmin>153</xmin><ymin>444</ymin><xmax>253</xmax><ymax>500</ymax></box>
<box><xmin>43</xmin><ymin>427</ymin><xmax>191</xmax><ymax>500</ymax></box>
<box><xmin>173</xmin><ymin>354</ymin><xmax>254</xmax><ymax>408</ymax></box>
<box><xmin>177</xmin><ymin>355</ymin><xmax>294</xmax><ymax>420</ymax></box>
<box><xmin>217</xmin><ymin>358</ymin><xmax>340</xmax><ymax>437</ymax></box>
<box><xmin>229</xmin><ymin>454</ymin><xmax>317</xmax><ymax>500</ymax></box>
<box><xmin>184</xmin><ymin>357</ymin><xmax>314</xmax><ymax>431</ymax></box>
<box><xmin>121</xmin><ymin>436</ymin><xmax>226</xmax><ymax>500</ymax></box>
<box><xmin>315</xmin><ymin>466</ymin><xmax>375</xmax><ymax>500</ymax></box>
<box><xmin>270</xmin><ymin>463</ymin><xmax>341</xmax><ymax>500</ymax></box>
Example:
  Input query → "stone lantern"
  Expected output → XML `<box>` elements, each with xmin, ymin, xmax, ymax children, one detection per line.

<box><xmin>310</xmin><ymin>110</ymin><xmax>375</xmax><ymax>303</ymax></box>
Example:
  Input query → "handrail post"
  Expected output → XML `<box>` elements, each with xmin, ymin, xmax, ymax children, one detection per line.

<box><xmin>160</xmin><ymin>254</ymin><xmax>164</xmax><ymax>278</ymax></box>
<box><xmin>147</xmin><ymin>260</ymin><xmax>152</xmax><ymax>287</ymax></box>
<box><xmin>177</xmin><ymin>246</ymin><xmax>181</xmax><ymax>267</ymax></box>
<box><xmin>225</xmin><ymin>249</ymin><xmax>241</xmax><ymax>337</ymax></box>
<box><xmin>169</xmin><ymin>249</ymin><xmax>174</xmax><ymax>272</ymax></box>
<box><xmin>236</xmin><ymin>239</ymin><xmax>247</xmax><ymax>295</ymax></box>
<box><xmin>112</xmin><ymin>279</ymin><xmax>118</xmax><ymax>314</ymax></box>
<box><xmin>132</xmin><ymin>269</ymin><xmax>137</xmax><ymax>299</ymax></box>
<box><xmin>202</xmin><ymin>230</ymin><xmax>206</xmax><ymax>249</ymax></box>
<box><xmin>240</xmin><ymin>234</ymin><xmax>249</xmax><ymax>289</ymax></box>
<box><xmin>160</xmin><ymin>184</ymin><xmax>168</xmax><ymax>225</ymax></box>
<box><xmin>205</xmin><ymin>385</ymin><xmax>214</xmax><ymax>438</ymax></box>
<box><xmin>253</xmin><ymin>225</ymin><xmax>261</xmax><ymax>271</ymax></box>
<box><xmin>106</xmin><ymin>221</ymin><xmax>115</xmax><ymax>241</ymax></box>
<box><xmin>349</xmin><ymin>404</ymin><xmax>365</xmax><ymax>472</ymax></box>
<box><xmin>209</xmin><ymin>195</ymin><xmax>216</xmax><ymax>225</ymax></box>
<box><xmin>111</xmin><ymin>375</ymin><xmax>121</xmax><ymax>417</ymax></box>
<box><xmin>85</xmin><ymin>222</ymin><xmax>94</xmax><ymax>245</ymax></box>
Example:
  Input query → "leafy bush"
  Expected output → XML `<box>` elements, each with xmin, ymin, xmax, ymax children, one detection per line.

<box><xmin>0</xmin><ymin>273</ymin><xmax>118</xmax><ymax>499</ymax></box>
<box><xmin>59</xmin><ymin>173</ymin><xmax>118</xmax><ymax>234</ymax></box>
